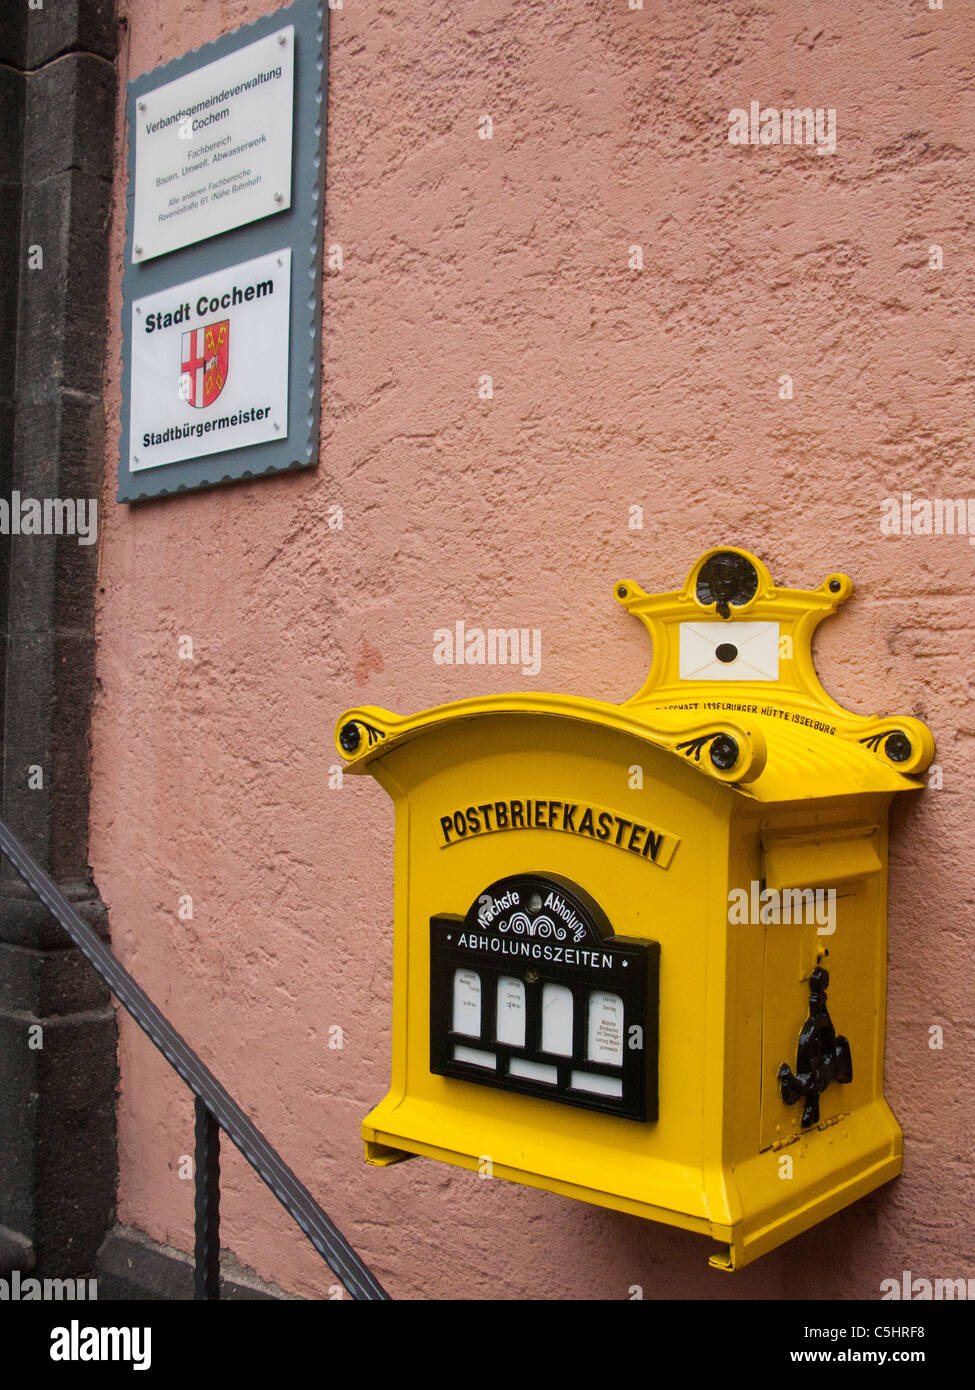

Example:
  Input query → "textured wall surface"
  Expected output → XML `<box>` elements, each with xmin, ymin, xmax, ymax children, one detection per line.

<box><xmin>91</xmin><ymin>0</ymin><xmax>974</xmax><ymax>1298</ymax></box>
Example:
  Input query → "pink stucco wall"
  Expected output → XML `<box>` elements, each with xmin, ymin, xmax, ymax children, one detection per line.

<box><xmin>91</xmin><ymin>0</ymin><xmax>974</xmax><ymax>1298</ymax></box>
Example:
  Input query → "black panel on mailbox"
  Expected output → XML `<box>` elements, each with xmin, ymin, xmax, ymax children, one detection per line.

<box><xmin>430</xmin><ymin>873</ymin><xmax>659</xmax><ymax>1122</ymax></box>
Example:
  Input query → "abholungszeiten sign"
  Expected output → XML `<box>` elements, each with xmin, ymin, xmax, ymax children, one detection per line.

<box><xmin>429</xmin><ymin>874</ymin><xmax>659</xmax><ymax>1122</ymax></box>
<box><xmin>128</xmin><ymin>248</ymin><xmax>291</xmax><ymax>473</ymax></box>
<box><xmin>132</xmin><ymin>24</ymin><xmax>295</xmax><ymax>263</ymax></box>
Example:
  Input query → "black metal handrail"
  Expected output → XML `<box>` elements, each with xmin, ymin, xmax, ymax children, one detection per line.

<box><xmin>0</xmin><ymin>817</ymin><xmax>390</xmax><ymax>1301</ymax></box>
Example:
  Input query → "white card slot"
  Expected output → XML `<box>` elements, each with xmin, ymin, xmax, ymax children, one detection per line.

<box><xmin>510</xmin><ymin>1058</ymin><xmax>558</xmax><ymax>1085</ymax></box>
<box><xmin>541</xmin><ymin>982</ymin><xmax>574</xmax><ymax>1056</ymax></box>
<box><xmin>571</xmin><ymin>1070</ymin><xmax>623</xmax><ymax>1098</ymax></box>
<box><xmin>453</xmin><ymin>1045</ymin><xmax>496</xmax><ymax>1070</ymax></box>
<box><xmin>496</xmin><ymin>976</ymin><xmax>527</xmax><ymax>1047</ymax></box>
<box><xmin>452</xmin><ymin>968</ymin><xmax>482</xmax><ymax>1037</ymax></box>
<box><xmin>587</xmin><ymin>991</ymin><xmax>624</xmax><ymax>1067</ymax></box>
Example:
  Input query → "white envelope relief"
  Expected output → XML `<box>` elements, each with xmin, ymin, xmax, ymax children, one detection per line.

<box><xmin>678</xmin><ymin>622</ymin><xmax>780</xmax><ymax>681</ymax></box>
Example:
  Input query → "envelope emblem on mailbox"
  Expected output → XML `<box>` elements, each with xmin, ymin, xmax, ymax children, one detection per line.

<box><xmin>678</xmin><ymin>621</ymin><xmax>780</xmax><ymax>681</ymax></box>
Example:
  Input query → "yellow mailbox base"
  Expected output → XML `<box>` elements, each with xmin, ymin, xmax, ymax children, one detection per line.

<box><xmin>363</xmin><ymin>1097</ymin><xmax>902</xmax><ymax>1271</ymax></box>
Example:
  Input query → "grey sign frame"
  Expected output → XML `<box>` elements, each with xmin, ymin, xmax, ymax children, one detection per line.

<box><xmin>118</xmin><ymin>0</ymin><xmax>327</xmax><ymax>502</ymax></box>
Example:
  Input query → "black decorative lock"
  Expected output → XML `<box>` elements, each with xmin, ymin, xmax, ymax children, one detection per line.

<box><xmin>778</xmin><ymin>968</ymin><xmax>852</xmax><ymax>1128</ymax></box>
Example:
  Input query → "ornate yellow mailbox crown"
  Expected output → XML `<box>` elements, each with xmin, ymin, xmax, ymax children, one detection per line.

<box><xmin>335</xmin><ymin>547</ymin><xmax>932</xmax><ymax>1270</ymax></box>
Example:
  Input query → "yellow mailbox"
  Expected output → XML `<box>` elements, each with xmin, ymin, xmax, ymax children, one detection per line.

<box><xmin>334</xmin><ymin>547</ymin><xmax>933</xmax><ymax>1269</ymax></box>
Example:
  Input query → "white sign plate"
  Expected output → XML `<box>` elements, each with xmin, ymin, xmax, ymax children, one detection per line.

<box><xmin>133</xmin><ymin>25</ymin><xmax>295</xmax><ymax>262</ymax></box>
<box><xmin>128</xmin><ymin>249</ymin><xmax>291</xmax><ymax>473</ymax></box>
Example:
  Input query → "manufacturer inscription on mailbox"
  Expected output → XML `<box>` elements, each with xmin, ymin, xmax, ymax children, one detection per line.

<box><xmin>430</xmin><ymin>874</ymin><xmax>659</xmax><ymax>1121</ymax></box>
